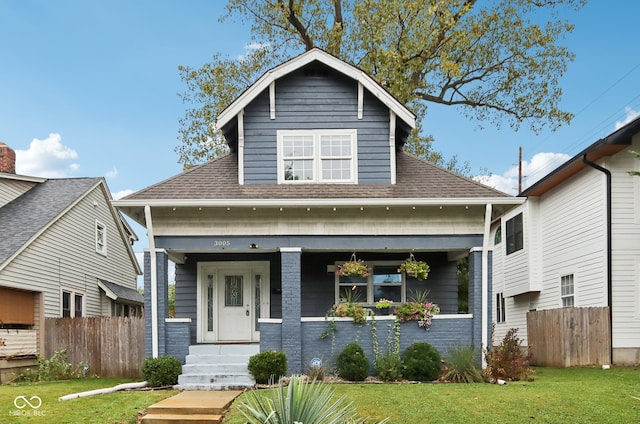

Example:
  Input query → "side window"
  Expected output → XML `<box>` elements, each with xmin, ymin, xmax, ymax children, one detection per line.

<box><xmin>95</xmin><ymin>220</ymin><xmax>107</xmax><ymax>255</ymax></box>
<box><xmin>494</xmin><ymin>227</ymin><xmax>502</xmax><ymax>245</ymax></box>
<box><xmin>496</xmin><ymin>292</ymin><xmax>506</xmax><ymax>323</ymax></box>
<box><xmin>506</xmin><ymin>213</ymin><xmax>523</xmax><ymax>255</ymax></box>
<box><xmin>62</xmin><ymin>290</ymin><xmax>84</xmax><ymax>317</ymax></box>
<box><xmin>561</xmin><ymin>274</ymin><xmax>575</xmax><ymax>307</ymax></box>
<box><xmin>62</xmin><ymin>291</ymin><xmax>71</xmax><ymax>317</ymax></box>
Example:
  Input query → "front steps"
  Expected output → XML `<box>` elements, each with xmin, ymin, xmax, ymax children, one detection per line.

<box><xmin>175</xmin><ymin>344</ymin><xmax>259</xmax><ymax>390</ymax></box>
<box><xmin>141</xmin><ymin>390</ymin><xmax>242</xmax><ymax>424</ymax></box>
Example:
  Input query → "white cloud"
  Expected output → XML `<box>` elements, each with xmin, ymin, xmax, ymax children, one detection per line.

<box><xmin>112</xmin><ymin>189</ymin><xmax>134</xmax><ymax>200</ymax></box>
<box><xmin>15</xmin><ymin>133</ymin><xmax>80</xmax><ymax>178</ymax></box>
<box><xmin>237</xmin><ymin>42</ymin><xmax>270</xmax><ymax>61</ymax></box>
<box><xmin>474</xmin><ymin>152</ymin><xmax>571</xmax><ymax>196</ymax></box>
<box><xmin>614</xmin><ymin>107</ymin><xmax>640</xmax><ymax>130</ymax></box>
<box><xmin>105</xmin><ymin>167</ymin><xmax>118</xmax><ymax>179</ymax></box>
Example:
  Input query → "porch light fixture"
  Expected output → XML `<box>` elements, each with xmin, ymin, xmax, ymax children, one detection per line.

<box><xmin>249</xmin><ymin>243</ymin><xmax>259</xmax><ymax>249</ymax></box>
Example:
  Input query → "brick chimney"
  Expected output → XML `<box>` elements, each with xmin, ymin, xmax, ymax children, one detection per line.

<box><xmin>0</xmin><ymin>142</ymin><xmax>16</xmax><ymax>174</ymax></box>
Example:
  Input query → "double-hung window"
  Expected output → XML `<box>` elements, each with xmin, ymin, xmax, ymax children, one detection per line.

<box><xmin>95</xmin><ymin>220</ymin><xmax>107</xmax><ymax>256</ymax></box>
<box><xmin>506</xmin><ymin>213</ymin><xmax>523</xmax><ymax>255</ymax></box>
<box><xmin>560</xmin><ymin>274</ymin><xmax>574</xmax><ymax>307</ymax></box>
<box><xmin>278</xmin><ymin>130</ymin><xmax>357</xmax><ymax>183</ymax></box>
<box><xmin>336</xmin><ymin>262</ymin><xmax>404</xmax><ymax>304</ymax></box>
<box><xmin>62</xmin><ymin>290</ymin><xmax>84</xmax><ymax>317</ymax></box>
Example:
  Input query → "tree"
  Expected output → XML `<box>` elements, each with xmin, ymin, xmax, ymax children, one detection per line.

<box><xmin>177</xmin><ymin>0</ymin><xmax>583</xmax><ymax>170</ymax></box>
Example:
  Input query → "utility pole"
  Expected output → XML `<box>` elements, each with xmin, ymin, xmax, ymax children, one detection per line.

<box><xmin>518</xmin><ymin>146</ymin><xmax>523</xmax><ymax>194</ymax></box>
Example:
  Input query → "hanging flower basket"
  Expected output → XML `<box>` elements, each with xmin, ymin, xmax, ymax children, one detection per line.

<box><xmin>336</xmin><ymin>253</ymin><xmax>370</xmax><ymax>278</ymax></box>
<box><xmin>397</xmin><ymin>253</ymin><xmax>430</xmax><ymax>281</ymax></box>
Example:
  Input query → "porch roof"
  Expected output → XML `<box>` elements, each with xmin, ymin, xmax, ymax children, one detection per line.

<box><xmin>117</xmin><ymin>152</ymin><xmax>511</xmax><ymax>202</ymax></box>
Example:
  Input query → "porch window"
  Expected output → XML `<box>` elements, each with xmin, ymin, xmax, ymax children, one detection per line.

<box><xmin>336</xmin><ymin>262</ymin><xmax>404</xmax><ymax>304</ymax></box>
<box><xmin>560</xmin><ymin>274</ymin><xmax>574</xmax><ymax>307</ymax></box>
<box><xmin>506</xmin><ymin>213</ymin><xmax>523</xmax><ymax>255</ymax></box>
<box><xmin>277</xmin><ymin>129</ymin><xmax>357</xmax><ymax>184</ymax></box>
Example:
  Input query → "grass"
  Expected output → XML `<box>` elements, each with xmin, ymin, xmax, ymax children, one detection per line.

<box><xmin>0</xmin><ymin>378</ymin><xmax>178</xmax><ymax>423</ymax></box>
<box><xmin>223</xmin><ymin>366</ymin><xmax>640</xmax><ymax>423</ymax></box>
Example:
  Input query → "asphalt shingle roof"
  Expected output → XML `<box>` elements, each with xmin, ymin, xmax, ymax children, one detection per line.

<box><xmin>97</xmin><ymin>278</ymin><xmax>144</xmax><ymax>304</ymax></box>
<box><xmin>0</xmin><ymin>178</ymin><xmax>101</xmax><ymax>266</ymax></box>
<box><xmin>124</xmin><ymin>152</ymin><xmax>508</xmax><ymax>201</ymax></box>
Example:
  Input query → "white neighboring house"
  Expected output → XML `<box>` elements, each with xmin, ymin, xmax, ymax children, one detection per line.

<box><xmin>0</xmin><ymin>142</ymin><xmax>142</xmax><ymax>380</ymax></box>
<box><xmin>491</xmin><ymin>116</ymin><xmax>640</xmax><ymax>365</ymax></box>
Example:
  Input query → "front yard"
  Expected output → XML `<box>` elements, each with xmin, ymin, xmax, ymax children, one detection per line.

<box><xmin>0</xmin><ymin>367</ymin><xmax>638</xmax><ymax>423</ymax></box>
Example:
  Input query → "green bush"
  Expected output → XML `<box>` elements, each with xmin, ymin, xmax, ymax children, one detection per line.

<box><xmin>336</xmin><ymin>342</ymin><xmax>369</xmax><ymax>381</ymax></box>
<box><xmin>442</xmin><ymin>345</ymin><xmax>484</xmax><ymax>383</ymax></box>
<box><xmin>13</xmin><ymin>349</ymin><xmax>86</xmax><ymax>382</ymax></box>
<box><xmin>485</xmin><ymin>326</ymin><xmax>532</xmax><ymax>381</ymax></box>
<box><xmin>247</xmin><ymin>350</ymin><xmax>288</xmax><ymax>384</ymax></box>
<box><xmin>402</xmin><ymin>342</ymin><xmax>441</xmax><ymax>381</ymax></box>
<box><xmin>141</xmin><ymin>355</ymin><xmax>182</xmax><ymax>387</ymax></box>
<box><xmin>374</xmin><ymin>351</ymin><xmax>404</xmax><ymax>382</ymax></box>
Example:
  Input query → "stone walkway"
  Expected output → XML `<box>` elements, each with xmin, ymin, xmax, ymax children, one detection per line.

<box><xmin>140</xmin><ymin>390</ymin><xmax>243</xmax><ymax>424</ymax></box>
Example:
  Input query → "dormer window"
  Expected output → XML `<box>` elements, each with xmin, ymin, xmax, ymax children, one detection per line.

<box><xmin>277</xmin><ymin>130</ymin><xmax>358</xmax><ymax>184</ymax></box>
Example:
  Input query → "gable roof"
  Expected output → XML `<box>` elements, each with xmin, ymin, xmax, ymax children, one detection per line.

<box><xmin>118</xmin><ymin>151</ymin><xmax>510</xmax><ymax>204</ymax></box>
<box><xmin>216</xmin><ymin>48</ymin><xmax>416</xmax><ymax>131</ymax></box>
<box><xmin>522</xmin><ymin>115</ymin><xmax>640</xmax><ymax>197</ymax></box>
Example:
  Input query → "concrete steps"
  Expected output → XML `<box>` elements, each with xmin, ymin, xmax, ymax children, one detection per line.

<box><xmin>141</xmin><ymin>390</ymin><xmax>242</xmax><ymax>424</ymax></box>
<box><xmin>175</xmin><ymin>344</ymin><xmax>258</xmax><ymax>391</ymax></box>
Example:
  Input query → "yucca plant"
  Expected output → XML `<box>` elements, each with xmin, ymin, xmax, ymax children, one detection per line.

<box><xmin>238</xmin><ymin>375</ymin><xmax>389</xmax><ymax>424</ymax></box>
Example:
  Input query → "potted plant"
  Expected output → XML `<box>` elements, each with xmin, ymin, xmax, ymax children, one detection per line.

<box><xmin>336</xmin><ymin>253</ymin><xmax>370</xmax><ymax>278</ymax></box>
<box><xmin>375</xmin><ymin>298</ymin><xmax>394</xmax><ymax>315</ymax></box>
<box><xmin>398</xmin><ymin>253</ymin><xmax>430</xmax><ymax>281</ymax></box>
<box><xmin>394</xmin><ymin>300</ymin><xmax>440</xmax><ymax>330</ymax></box>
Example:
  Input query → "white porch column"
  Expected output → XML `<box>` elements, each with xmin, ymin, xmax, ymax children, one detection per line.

<box><xmin>144</xmin><ymin>205</ymin><xmax>159</xmax><ymax>358</ymax></box>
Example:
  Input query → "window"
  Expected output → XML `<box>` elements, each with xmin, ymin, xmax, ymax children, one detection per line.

<box><xmin>336</xmin><ymin>262</ymin><xmax>404</xmax><ymax>304</ymax></box>
<box><xmin>496</xmin><ymin>292</ymin><xmax>506</xmax><ymax>323</ymax></box>
<box><xmin>561</xmin><ymin>274</ymin><xmax>574</xmax><ymax>307</ymax></box>
<box><xmin>506</xmin><ymin>213</ymin><xmax>523</xmax><ymax>255</ymax></box>
<box><xmin>494</xmin><ymin>227</ymin><xmax>502</xmax><ymax>245</ymax></box>
<box><xmin>95</xmin><ymin>220</ymin><xmax>107</xmax><ymax>255</ymax></box>
<box><xmin>278</xmin><ymin>130</ymin><xmax>357</xmax><ymax>183</ymax></box>
<box><xmin>62</xmin><ymin>290</ymin><xmax>83</xmax><ymax>317</ymax></box>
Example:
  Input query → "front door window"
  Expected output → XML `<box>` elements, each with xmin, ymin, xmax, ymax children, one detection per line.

<box><xmin>225</xmin><ymin>275</ymin><xmax>244</xmax><ymax>306</ymax></box>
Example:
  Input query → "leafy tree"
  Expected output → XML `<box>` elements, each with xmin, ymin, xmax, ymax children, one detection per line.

<box><xmin>177</xmin><ymin>0</ymin><xmax>583</xmax><ymax>170</ymax></box>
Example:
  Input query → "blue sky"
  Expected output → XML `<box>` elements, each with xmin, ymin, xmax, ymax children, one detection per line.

<box><xmin>2</xmin><ymin>1</ymin><xmax>640</xmax><ymax>264</ymax></box>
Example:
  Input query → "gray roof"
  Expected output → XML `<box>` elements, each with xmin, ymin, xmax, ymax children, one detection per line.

<box><xmin>97</xmin><ymin>278</ymin><xmax>144</xmax><ymax>304</ymax></box>
<box><xmin>0</xmin><ymin>178</ymin><xmax>101</xmax><ymax>267</ymax></box>
<box><xmin>124</xmin><ymin>152</ymin><xmax>509</xmax><ymax>201</ymax></box>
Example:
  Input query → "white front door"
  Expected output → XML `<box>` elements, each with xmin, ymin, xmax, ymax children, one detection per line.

<box><xmin>198</xmin><ymin>262</ymin><xmax>269</xmax><ymax>343</ymax></box>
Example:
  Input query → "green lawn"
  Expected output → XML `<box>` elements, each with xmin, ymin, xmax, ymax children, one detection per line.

<box><xmin>0</xmin><ymin>378</ymin><xmax>178</xmax><ymax>424</ymax></box>
<box><xmin>1</xmin><ymin>368</ymin><xmax>638</xmax><ymax>424</ymax></box>
<box><xmin>223</xmin><ymin>367</ymin><xmax>640</xmax><ymax>424</ymax></box>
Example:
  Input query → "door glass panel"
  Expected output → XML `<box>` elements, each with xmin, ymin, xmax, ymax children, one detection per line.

<box><xmin>207</xmin><ymin>274</ymin><xmax>214</xmax><ymax>331</ymax></box>
<box><xmin>254</xmin><ymin>274</ymin><xmax>261</xmax><ymax>328</ymax></box>
<box><xmin>225</xmin><ymin>275</ymin><xmax>244</xmax><ymax>306</ymax></box>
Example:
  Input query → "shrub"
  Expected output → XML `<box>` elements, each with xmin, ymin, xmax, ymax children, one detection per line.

<box><xmin>305</xmin><ymin>358</ymin><xmax>328</xmax><ymax>381</ymax></box>
<box><xmin>13</xmin><ymin>349</ymin><xmax>86</xmax><ymax>382</ymax></box>
<box><xmin>374</xmin><ymin>351</ymin><xmax>404</xmax><ymax>382</ymax></box>
<box><xmin>239</xmin><ymin>375</ymin><xmax>389</xmax><ymax>424</ymax></box>
<box><xmin>485</xmin><ymin>326</ymin><xmax>533</xmax><ymax>382</ymax></box>
<box><xmin>141</xmin><ymin>355</ymin><xmax>182</xmax><ymax>387</ymax></box>
<box><xmin>336</xmin><ymin>342</ymin><xmax>369</xmax><ymax>381</ymax></box>
<box><xmin>402</xmin><ymin>342</ymin><xmax>441</xmax><ymax>381</ymax></box>
<box><xmin>248</xmin><ymin>350</ymin><xmax>288</xmax><ymax>384</ymax></box>
<box><xmin>442</xmin><ymin>345</ymin><xmax>484</xmax><ymax>383</ymax></box>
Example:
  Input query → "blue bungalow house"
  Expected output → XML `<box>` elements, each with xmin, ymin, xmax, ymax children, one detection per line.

<box><xmin>114</xmin><ymin>49</ymin><xmax>523</xmax><ymax>388</ymax></box>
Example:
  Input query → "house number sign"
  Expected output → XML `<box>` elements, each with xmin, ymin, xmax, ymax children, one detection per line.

<box><xmin>213</xmin><ymin>240</ymin><xmax>231</xmax><ymax>247</ymax></box>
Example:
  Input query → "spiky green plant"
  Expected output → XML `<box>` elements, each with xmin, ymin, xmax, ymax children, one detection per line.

<box><xmin>238</xmin><ymin>375</ymin><xmax>389</xmax><ymax>424</ymax></box>
<box><xmin>442</xmin><ymin>345</ymin><xmax>484</xmax><ymax>383</ymax></box>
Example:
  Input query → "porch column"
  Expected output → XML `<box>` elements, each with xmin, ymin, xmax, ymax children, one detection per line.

<box><xmin>280</xmin><ymin>247</ymin><xmax>302</xmax><ymax>375</ymax></box>
<box><xmin>144</xmin><ymin>249</ymin><xmax>169</xmax><ymax>358</ymax></box>
<box><xmin>468</xmin><ymin>247</ymin><xmax>492</xmax><ymax>364</ymax></box>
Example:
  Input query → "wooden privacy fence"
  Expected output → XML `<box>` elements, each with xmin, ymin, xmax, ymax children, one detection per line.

<box><xmin>527</xmin><ymin>307</ymin><xmax>610</xmax><ymax>367</ymax></box>
<box><xmin>44</xmin><ymin>317</ymin><xmax>144</xmax><ymax>378</ymax></box>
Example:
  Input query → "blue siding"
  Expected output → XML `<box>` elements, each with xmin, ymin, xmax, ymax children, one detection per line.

<box><xmin>242</xmin><ymin>63</ymin><xmax>392</xmax><ymax>185</ymax></box>
<box><xmin>174</xmin><ymin>263</ymin><xmax>198</xmax><ymax>344</ymax></box>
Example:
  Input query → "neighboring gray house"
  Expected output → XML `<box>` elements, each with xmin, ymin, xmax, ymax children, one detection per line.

<box><xmin>114</xmin><ymin>49</ymin><xmax>523</xmax><ymax>387</ymax></box>
<box><xmin>490</xmin><ymin>116</ymin><xmax>640</xmax><ymax>365</ymax></box>
<box><xmin>0</xmin><ymin>142</ymin><xmax>142</xmax><ymax>381</ymax></box>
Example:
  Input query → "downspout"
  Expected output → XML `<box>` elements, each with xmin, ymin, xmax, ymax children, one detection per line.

<box><xmin>481</xmin><ymin>203</ymin><xmax>492</xmax><ymax>369</ymax></box>
<box><xmin>144</xmin><ymin>205</ymin><xmax>159</xmax><ymax>358</ymax></box>
<box><xmin>582</xmin><ymin>154</ymin><xmax>613</xmax><ymax>363</ymax></box>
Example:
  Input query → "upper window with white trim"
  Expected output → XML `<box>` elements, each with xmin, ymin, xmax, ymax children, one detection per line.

<box><xmin>277</xmin><ymin>130</ymin><xmax>357</xmax><ymax>183</ymax></box>
<box><xmin>95</xmin><ymin>220</ymin><xmax>107</xmax><ymax>256</ymax></box>
<box><xmin>560</xmin><ymin>274</ymin><xmax>574</xmax><ymax>307</ymax></box>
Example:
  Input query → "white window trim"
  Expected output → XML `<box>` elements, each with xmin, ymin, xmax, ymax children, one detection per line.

<box><xmin>334</xmin><ymin>261</ymin><xmax>406</xmax><ymax>305</ymax></box>
<box><xmin>95</xmin><ymin>220</ymin><xmax>107</xmax><ymax>256</ymax></box>
<box><xmin>560</xmin><ymin>273</ymin><xmax>575</xmax><ymax>307</ymax></box>
<box><xmin>277</xmin><ymin>129</ymin><xmax>358</xmax><ymax>184</ymax></box>
<box><xmin>61</xmin><ymin>288</ymin><xmax>85</xmax><ymax>318</ymax></box>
